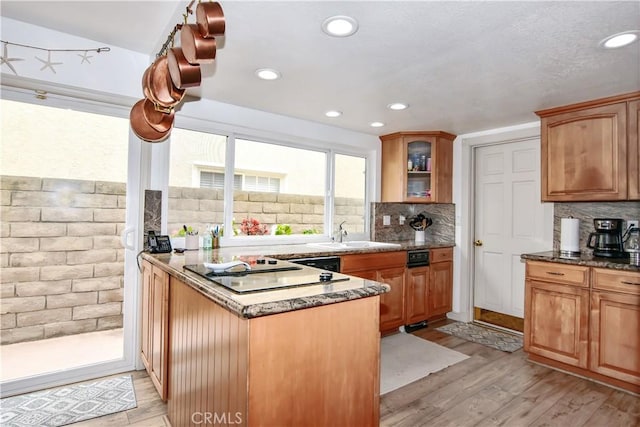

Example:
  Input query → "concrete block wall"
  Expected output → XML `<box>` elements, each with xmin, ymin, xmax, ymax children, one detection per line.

<box><xmin>1</xmin><ymin>175</ymin><xmax>365</xmax><ymax>345</ymax></box>
<box><xmin>167</xmin><ymin>188</ymin><xmax>365</xmax><ymax>236</ymax></box>
<box><xmin>1</xmin><ymin>176</ymin><xmax>125</xmax><ymax>345</ymax></box>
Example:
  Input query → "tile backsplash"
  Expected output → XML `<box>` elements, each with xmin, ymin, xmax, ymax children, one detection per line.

<box><xmin>371</xmin><ymin>202</ymin><xmax>455</xmax><ymax>243</ymax></box>
<box><xmin>553</xmin><ymin>201</ymin><xmax>640</xmax><ymax>253</ymax></box>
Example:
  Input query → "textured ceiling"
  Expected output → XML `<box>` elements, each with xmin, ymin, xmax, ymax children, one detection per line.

<box><xmin>2</xmin><ymin>1</ymin><xmax>639</xmax><ymax>136</ymax></box>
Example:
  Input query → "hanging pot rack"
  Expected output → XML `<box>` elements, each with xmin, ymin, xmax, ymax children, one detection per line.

<box><xmin>131</xmin><ymin>0</ymin><xmax>225</xmax><ymax>143</ymax></box>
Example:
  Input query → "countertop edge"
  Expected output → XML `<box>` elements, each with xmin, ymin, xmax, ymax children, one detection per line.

<box><xmin>521</xmin><ymin>251</ymin><xmax>640</xmax><ymax>272</ymax></box>
<box><xmin>142</xmin><ymin>252</ymin><xmax>391</xmax><ymax>319</ymax></box>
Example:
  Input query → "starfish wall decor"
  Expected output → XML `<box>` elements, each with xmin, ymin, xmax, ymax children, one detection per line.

<box><xmin>0</xmin><ymin>42</ymin><xmax>24</xmax><ymax>75</ymax></box>
<box><xmin>0</xmin><ymin>40</ymin><xmax>110</xmax><ymax>76</ymax></box>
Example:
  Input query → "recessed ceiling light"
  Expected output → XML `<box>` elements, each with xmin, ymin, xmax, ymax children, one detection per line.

<box><xmin>387</xmin><ymin>103</ymin><xmax>409</xmax><ymax>111</ymax></box>
<box><xmin>600</xmin><ymin>31</ymin><xmax>639</xmax><ymax>49</ymax></box>
<box><xmin>322</xmin><ymin>16</ymin><xmax>359</xmax><ymax>37</ymax></box>
<box><xmin>325</xmin><ymin>110</ymin><xmax>342</xmax><ymax>118</ymax></box>
<box><xmin>370</xmin><ymin>122</ymin><xmax>385</xmax><ymax>128</ymax></box>
<box><xmin>255</xmin><ymin>68</ymin><xmax>281</xmax><ymax>80</ymax></box>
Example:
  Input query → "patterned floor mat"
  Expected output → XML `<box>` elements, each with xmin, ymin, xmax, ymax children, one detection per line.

<box><xmin>435</xmin><ymin>322</ymin><xmax>523</xmax><ymax>352</ymax></box>
<box><xmin>0</xmin><ymin>375</ymin><xmax>137</xmax><ymax>427</ymax></box>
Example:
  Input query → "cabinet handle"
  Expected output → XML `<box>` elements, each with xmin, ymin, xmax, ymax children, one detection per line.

<box><xmin>546</xmin><ymin>271</ymin><xmax>565</xmax><ymax>276</ymax></box>
<box><xmin>621</xmin><ymin>280</ymin><xmax>640</xmax><ymax>286</ymax></box>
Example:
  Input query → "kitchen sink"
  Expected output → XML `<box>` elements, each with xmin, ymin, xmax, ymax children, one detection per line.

<box><xmin>307</xmin><ymin>241</ymin><xmax>402</xmax><ymax>250</ymax></box>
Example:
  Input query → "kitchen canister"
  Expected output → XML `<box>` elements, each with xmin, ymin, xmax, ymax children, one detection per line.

<box><xmin>415</xmin><ymin>230</ymin><xmax>425</xmax><ymax>243</ymax></box>
<box><xmin>560</xmin><ymin>217</ymin><xmax>580</xmax><ymax>256</ymax></box>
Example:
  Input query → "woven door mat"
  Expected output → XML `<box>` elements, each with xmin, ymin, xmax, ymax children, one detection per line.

<box><xmin>436</xmin><ymin>322</ymin><xmax>523</xmax><ymax>353</ymax></box>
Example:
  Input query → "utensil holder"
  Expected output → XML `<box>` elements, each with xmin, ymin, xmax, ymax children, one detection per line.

<box><xmin>185</xmin><ymin>235</ymin><xmax>199</xmax><ymax>250</ymax></box>
<box><xmin>415</xmin><ymin>230</ymin><xmax>425</xmax><ymax>243</ymax></box>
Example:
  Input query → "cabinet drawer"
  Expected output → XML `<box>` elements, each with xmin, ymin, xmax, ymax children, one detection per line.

<box><xmin>341</xmin><ymin>251</ymin><xmax>405</xmax><ymax>272</ymax></box>
<box><xmin>592</xmin><ymin>268</ymin><xmax>640</xmax><ymax>295</ymax></box>
<box><xmin>430</xmin><ymin>247</ymin><xmax>453</xmax><ymax>263</ymax></box>
<box><xmin>526</xmin><ymin>261</ymin><xmax>589</xmax><ymax>287</ymax></box>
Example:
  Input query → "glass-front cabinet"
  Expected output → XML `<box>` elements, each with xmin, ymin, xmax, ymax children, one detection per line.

<box><xmin>380</xmin><ymin>131</ymin><xmax>456</xmax><ymax>203</ymax></box>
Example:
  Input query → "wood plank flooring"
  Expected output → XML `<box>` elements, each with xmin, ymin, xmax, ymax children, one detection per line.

<box><xmin>69</xmin><ymin>320</ymin><xmax>639</xmax><ymax>426</ymax></box>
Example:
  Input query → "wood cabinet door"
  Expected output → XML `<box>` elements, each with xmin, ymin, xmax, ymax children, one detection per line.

<box><xmin>428</xmin><ymin>260</ymin><xmax>453</xmax><ymax>318</ymax></box>
<box><xmin>140</xmin><ymin>260</ymin><xmax>152</xmax><ymax>372</ymax></box>
<box><xmin>541</xmin><ymin>102</ymin><xmax>627</xmax><ymax>201</ymax></box>
<box><xmin>628</xmin><ymin>99</ymin><xmax>640</xmax><ymax>200</ymax></box>
<box><xmin>380</xmin><ymin>131</ymin><xmax>455</xmax><ymax>203</ymax></box>
<box><xmin>378</xmin><ymin>266</ymin><xmax>406</xmax><ymax>333</ymax></box>
<box><xmin>590</xmin><ymin>291</ymin><xmax>640</xmax><ymax>385</ymax></box>
<box><xmin>150</xmin><ymin>265</ymin><xmax>169</xmax><ymax>401</ymax></box>
<box><xmin>524</xmin><ymin>280</ymin><xmax>589</xmax><ymax>368</ymax></box>
<box><xmin>405</xmin><ymin>266</ymin><xmax>429</xmax><ymax>324</ymax></box>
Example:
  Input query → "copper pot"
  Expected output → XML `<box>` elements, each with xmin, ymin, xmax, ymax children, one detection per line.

<box><xmin>130</xmin><ymin>99</ymin><xmax>172</xmax><ymax>143</ymax></box>
<box><xmin>146</xmin><ymin>56</ymin><xmax>185</xmax><ymax>108</ymax></box>
<box><xmin>167</xmin><ymin>47</ymin><xmax>201</xmax><ymax>89</ymax></box>
<box><xmin>142</xmin><ymin>98</ymin><xmax>175</xmax><ymax>133</ymax></box>
<box><xmin>196</xmin><ymin>2</ymin><xmax>225</xmax><ymax>38</ymax></box>
<box><xmin>181</xmin><ymin>23</ymin><xmax>217</xmax><ymax>65</ymax></box>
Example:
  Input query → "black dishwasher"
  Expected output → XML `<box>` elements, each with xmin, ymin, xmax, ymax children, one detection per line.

<box><xmin>290</xmin><ymin>256</ymin><xmax>341</xmax><ymax>272</ymax></box>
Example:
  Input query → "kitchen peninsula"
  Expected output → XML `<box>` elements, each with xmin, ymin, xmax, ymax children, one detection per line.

<box><xmin>141</xmin><ymin>248</ymin><xmax>390</xmax><ymax>427</ymax></box>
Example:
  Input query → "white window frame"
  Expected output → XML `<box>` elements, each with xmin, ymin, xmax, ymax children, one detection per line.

<box><xmin>166</xmin><ymin>119</ymin><xmax>372</xmax><ymax>247</ymax></box>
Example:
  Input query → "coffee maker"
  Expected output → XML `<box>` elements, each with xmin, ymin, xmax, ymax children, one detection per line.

<box><xmin>587</xmin><ymin>218</ymin><xmax>628</xmax><ymax>258</ymax></box>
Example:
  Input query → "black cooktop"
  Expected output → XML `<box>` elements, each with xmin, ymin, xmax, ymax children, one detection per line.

<box><xmin>184</xmin><ymin>257</ymin><xmax>350</xmax><ymax>293</ymax></box>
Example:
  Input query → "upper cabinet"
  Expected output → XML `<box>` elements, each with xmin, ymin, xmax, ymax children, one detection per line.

<box><xmin>536</xmin><ymin>92</ymin><xmax>640</xmax><ymax>201</ymax></box>
<box><xmin>380</xmin><ymin>131</ymin><xmax>456</xmax><ymax>203</ymax></box>
<box><xmin>628</xmin><ymin>99</ymin><xmax>640</xmax><ymax>199</ymax></box>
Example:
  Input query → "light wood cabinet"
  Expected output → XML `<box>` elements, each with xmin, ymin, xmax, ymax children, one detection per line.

<box><xmin>524</xmin><ymin>277</ymin><xmax>589</xmax><ymax>368</ymax></box>
<box><xmin>140</xmin><ymin>260</ymin><xmax>169</xmax><ymax>401</ymax></box>
<box><xmin>380</xmin><ymin>131</ymin><xmax>456</xmax><ymax>203</ymax></box>
<box><xmin>628</xmin><ymin>99</ymin><xmax>640</xmax><ymax>199</ymax></box>
<box><xmin>405</xmin><ymin>266</ymin><xmax>429</xmax><ymax>324</ymax></box>
<box><xmin>590</xmin><ymin>268</ymin><xmax>640</xmax><ymax>386</ymax></box>
<box><xmin>428</xmin><ymin>248</ymin><xmax>453</xmax><ymax>319</ymax></box>
<box><xmin>524</xmin><ymin>260</ymin><xmax>640</xmax><ymax>393</ymax></box>
<box><xmin>536</xmin><ymin>91</ymin><xmax>640</xmax><ymax>201</ymax></box>
<box><xmin>342</xmin><ymin>251</ymin><xmax>406</xmax><ymax>333</ymax></box>
<box><xmin>168</xmin><ymin>275</ymin><xmax>381</xmax><ymax>427</ymax></box>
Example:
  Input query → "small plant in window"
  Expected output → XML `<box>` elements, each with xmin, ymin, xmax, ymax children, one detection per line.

<box><xmin>240</xmin><ymin>218</ymin><xmax>269</xmax><ymax>235</ymax></box>
<box><xmin>275</xmin><ymin>224</ymin><xmax>292</xmax><ymax>235</ymax></box>
<box><xmin>302</xmin><ymin>228</ymin><xmax>320</xmax><ymax>234</ymax></box>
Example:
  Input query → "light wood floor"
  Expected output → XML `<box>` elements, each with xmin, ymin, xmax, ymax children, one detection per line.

<box><xmin>70</xmin><ymin>319</ymin><xmax>639</xmax><ymax>426</ymax></box>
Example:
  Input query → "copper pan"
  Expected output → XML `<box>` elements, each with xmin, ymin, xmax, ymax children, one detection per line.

<box><xmin>167</xmin><ymin>47</ymin><xmax>201</xmax><ymax>89</ymax></box>
<box><xmin>142</xmin><ymin>98</ymin><xmax>175</xmax><ymax>133</ymax></box>
<box><xmin>147</xmin><ymin>56</ymin><xmax>185</xmax><ymax>108</ymax></box>
<box><xmin>181</xmin><ymin>23</ymin><xmax>217</xmax><ymax>65</ymax></box>
<box><xmin>130</xmin><ymin>99</ymin><xmax>172</xmax><ymax>143</ymax></box>
<box><xmin>196</xmin><ymin>2</ymin><xmax>225</xmax><ymax>38</ymax></box>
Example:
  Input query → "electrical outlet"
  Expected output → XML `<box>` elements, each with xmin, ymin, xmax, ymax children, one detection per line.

<box><xmin>399</xmin><ymin>215</ymin><xmax>406</xmax><ymax>225</ymax></box>
<box><xmin>628</xmin><ymin>220</ymin><xmax>639</xmax><ymax>230</ymax></box>
<box><xmin>383</xmin><ymin>215</ymin><xmax>391</xmax><ymax>226</ymax></box>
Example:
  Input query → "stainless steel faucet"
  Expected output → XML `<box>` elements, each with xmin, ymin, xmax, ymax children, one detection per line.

<box><xmin>336</xmin><ymin>221</ymin><xmax>348</xmax><ymax>243</ymax></box>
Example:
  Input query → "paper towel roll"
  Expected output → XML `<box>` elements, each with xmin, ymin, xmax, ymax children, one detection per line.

<box><xmin>560</xmin><ymin>218</ymin><xmax>580</xmax><ymax>253</ymax></box>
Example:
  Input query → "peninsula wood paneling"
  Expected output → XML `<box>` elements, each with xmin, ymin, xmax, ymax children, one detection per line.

<box><xmin>247</xmin><ymin>296</ymin><xmax>380</xmax><ymax>426</ymax></box>
<box><xmin>168</xmin><ymin>277</ymin><xmax>249</xmax><ymax>427</ymax></box>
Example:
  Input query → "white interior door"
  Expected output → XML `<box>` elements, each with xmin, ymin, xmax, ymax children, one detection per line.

<box><xmin>473</xmin><ymin>138</ymin><xmax>553</xmax><ymax>318</ymax></box>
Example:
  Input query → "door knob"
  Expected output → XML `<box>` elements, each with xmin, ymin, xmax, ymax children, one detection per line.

<box><xmin>474</xmin><ymin>239</ymin><xmax>483</xmax><ymax>246</ymax></box>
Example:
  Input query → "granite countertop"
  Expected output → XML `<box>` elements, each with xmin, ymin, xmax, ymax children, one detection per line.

<box><xmin>142</xmin><ymin>241</ymin><xmax>454</xmax><ymax>319</ymax></box>
<box><xmin>521</xmin><ymin>251</ymin><xmax>640</xmax><ymax>272</ymax></box>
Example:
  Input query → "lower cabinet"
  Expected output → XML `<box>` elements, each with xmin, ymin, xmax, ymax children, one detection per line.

<box><xmin>405</xmin><ymin>247</ymin><xmax>453</xmax><ymax>324</ymax></box>
<box><xmin>342</xmin><ymin>251</ymin><xmax>406</xmax><ymax>334</ymax></box>
<box><xmin>590</xmin><ymin>268</ymin><xmax>640</xmax><ymax>386</ymax></box>
<box><xmin>525</xmin><ymin>279</ymin><xmax>589</xmax><ymax>368</ymax></box>
<box><xmin>343</xmin><ymin>247</ymin><xmax>454</xmax><ymax>333</ymax></box>
<box><xmin>524</xmin><ymin>261</ymin><xmax>640</xmax><ymax>393</ymax></box>
<box><xmin>141</xmin><ymin>260</ymin><xmax>169</xmax><ymax>401</ymax></box>
<box><xmin>428</xmin><ymin>248</ymin><xmax>453</xmax><ymax>319</ymax></box>
<box><xmin>405</xmin><ymin>266</ymin><xmax>429</xmax><ymax>324</ymax></box>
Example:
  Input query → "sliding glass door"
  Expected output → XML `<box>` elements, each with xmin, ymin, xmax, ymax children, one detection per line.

<box><xmin>0</xmin><ymin>89</ymin><xmax>142</xmax><ymax>397</ymax></box>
